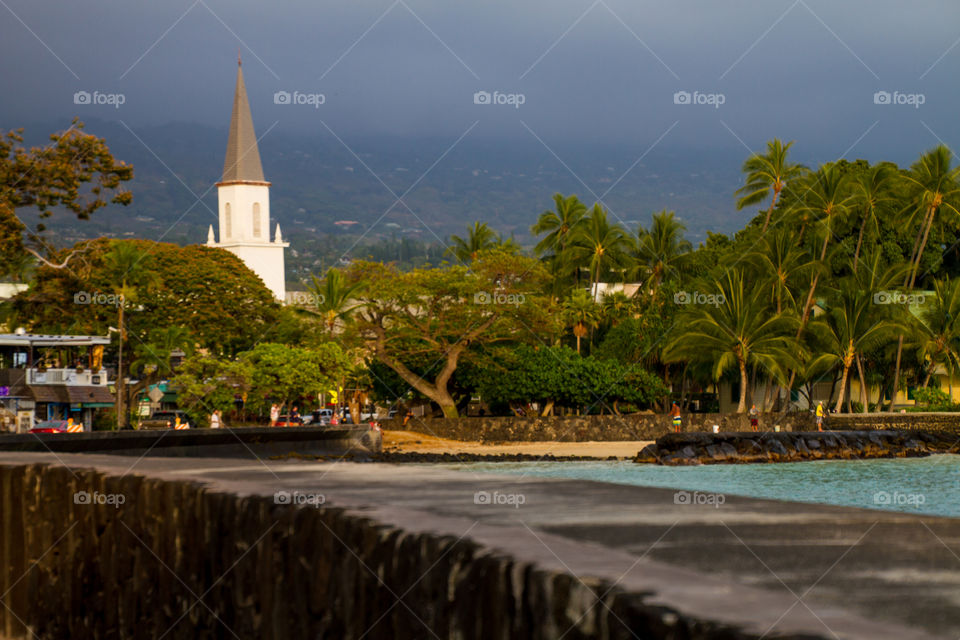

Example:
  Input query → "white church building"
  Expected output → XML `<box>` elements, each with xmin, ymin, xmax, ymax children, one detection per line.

<box><xmin>207</xmin><ymin>57</ymin><xmax>288</xmax><ymax>301</ymax></box>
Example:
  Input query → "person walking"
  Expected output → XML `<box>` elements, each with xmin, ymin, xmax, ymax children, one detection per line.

<box><xmin>749</xmin><ymin>404</ymin><xmax>759</xmax><ymax>432</ymax></box>
<box><xmin>270</xmin><ymin>403</ymin><xmax>280</xmax><ymax>427</ymax></box>
<box><xmin>815</xmin><ymin>401</ymin><xmax>825</xmax><ymax>432</ymax></box>
<box><xmin>670</xmin><ymin>402</ymin><xmax>682</xmax><ymax>433</ymax></box>
<box><xmin>210</xmin><ymin>409</ymin><xmax>221</xmax><ymax>429</ymax></box>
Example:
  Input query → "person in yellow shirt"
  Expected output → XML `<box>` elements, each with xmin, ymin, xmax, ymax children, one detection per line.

<box><xmin>816</xmin><ymin>401</ymin><xmax>824</xmax><ymax>431</ymax></box>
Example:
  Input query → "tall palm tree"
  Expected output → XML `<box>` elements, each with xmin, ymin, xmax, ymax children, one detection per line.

<box><xmin>663</xmin><ymin>270</ymin><xmax>800</xmax><ymax>413</ymax></box>
<box><xmin>128</xmin><ymin>326</ymin><xmax>195</xmax><ymax>418</ymax></box>
<box><xmin>735</xmin><ymin>139</ymin><xmax>808</xmax><ymax>232</ymax></box>
<box><xmin>531</xmin><ymin>193</ymin><xmax>587</xmax><ymax>294</ymax></box>
<box><xmin>891</xmin><ymin>145</ymin><xmax>960</xmax><ymax>408</ymax></box>
<box><xmin>307</xmin><ymin>267</ymin><xmax>367</xmax><ymax>335</ymax></box>
<box><xmin>446</xmin><ymin>222</ymin><xmax>499</xmax><ymax>262</ymax></box>
<box><xmin>562</xmin><ymin>289</ymin><xmax>601</xmax><ymax>354</ymax></box>
<box><xmin>102</xmin><ymin>241</ymin><xmax>159</xmax><ymax>428</ymax></box>
<box><xmin>747</xmin><ymin>230</ymin><xmax>819</xmax><ymax>314</ymax></box>
<box><xmin>815</xmin><ymin>273</ymin><xmax>902</xmax><ymax>413</ymax></box>
<box><xmin>567</xmin><ymin>204</ymin><xmax>630</xmax><ymax>298</ymax></box>
<box><xmin>795</xmin><ymin>163</ymin><xmax>853</xmax><ymax>328</ymax></box>
<box><xmin>849</xmin><ymin>163</ymin><xmax>897</xmax><ymax>273</ymax></box>
<box><xmin>632</xmin><ymin>209</ymin><xmax>691</xmax><ymax>297</ymax></box>
<box><xmin>915</xmin><ymin>277</ymin><xmax>960</xmax><ymax>396</ymax></box>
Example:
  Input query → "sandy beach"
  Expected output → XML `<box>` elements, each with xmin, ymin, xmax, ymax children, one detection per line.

<box><xmin>382</xmin><ymin>429</ymin><xmax>652</xmax><ymax>459</ymax></box>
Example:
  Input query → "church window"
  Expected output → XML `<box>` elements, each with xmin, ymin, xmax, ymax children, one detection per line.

<box><xmin>253</xmin><ymin>202</ymin><xmax>261</xmax><ymax>238</ymax></box>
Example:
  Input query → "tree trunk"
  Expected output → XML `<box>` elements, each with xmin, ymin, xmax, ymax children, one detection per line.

<box><xmin>856</xmin><ymin>354</ymin><xmax>869</xmax><ymax>414</ymax></box>
<box><xmin>737</xmin><ymin>358</ymin><xmax>748</xmax><ymax>413</ymax></box>
<box><xmin>116</xmin><ymin>302</ymin><xmax>125</xmax><ymax>429</ymax></box>
<box><xmin>834</xmin><ymin>355</ymin><xmax>853</xmax><ymax>414</ymax></box>
<box><xmin>761</xmin><ymin>184</ymin><xmax>782</xmax><ymax>233</ymax></box>
<box><xmin>541</xmin><ymin>399</ymin><xmax>555</xmax><ymax>417</ymax></box>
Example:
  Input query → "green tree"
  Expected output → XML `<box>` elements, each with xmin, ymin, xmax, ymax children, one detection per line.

<box><xmin>849</xmin><ymin>163</ymin><xmax>897</xmax><ymax>273</ymax></box>
<box><xmin>562</xmin><ymin>289</ymin><xmax>601</xmax><ymax>354</ymax></box>
<box><xmin>306</xmin><ymin>267</ymin><xmax>366</xmax><ymax>335</ymax></box>
<box><xmin>735</xmin><ymin>138</ymin><xmax>807</xmax><ymax>232</ymax></box>
<box><xmin>0</xmin><ymin>120</ymin><xmax>133</xmax><ymax>267</ymax></box>
<box><xmin>531</xmin><ymin>193</ymin><xmax>587</xmax><ymax>292</ymax></box>
<box><xmin>128</xmin><ymin>325</ymin><xmax>195</xmax><ymax>423</ymax></box>
<box><xmin>915</xmin><ymin>277</ymin><xmax>960</xmax><ymax>396</ymax></box>
<box><xmin>747</xmin><ymin>230</ymin><xmax>818</xmax><ymax>314</ymax></box>
<box><xmin>171</xmin><ymin>354</ymin><xmax>253</xmax><ymax>427</ymax></box>
<box><xmin>241</xmin><ymin>342</ymin><xmax>350</xmax><ymax>415</ymax></box>
<box><xmin>348</xmin><ymin>250</ymin><xmax>549</xmax><ymax>417</ymax></box>
<box><xmin>632</xmin><ymin>209</ymin><xmax>691</xmax><ymax>297</ymax></box>
<box><xmin>567</xmin><ymin>204</ymin><xmax>630</xmax><ymax>298</ymax></box>
<box><xmin>663</xmin><ymin>270</ymin><xmax>800</xmax><ymax>412</ymax></box>
<box><xmin>446</xmin><ymin>222</ymin><xmax>499</xmax><ymax>262</ymax></box>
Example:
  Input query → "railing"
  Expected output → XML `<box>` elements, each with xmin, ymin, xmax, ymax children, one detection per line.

<box><xmin>28</xmin><ymin>368</ymin><xmax>107</xmax><ymax>386</ymax></box>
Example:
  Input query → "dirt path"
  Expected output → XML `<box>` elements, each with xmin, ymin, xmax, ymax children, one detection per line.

<box><xmin>382</xmin><ymin>430</ymin><xmax>651</xmax><ymax>459</ymax></box>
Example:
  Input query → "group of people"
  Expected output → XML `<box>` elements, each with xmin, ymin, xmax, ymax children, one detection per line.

<box><xmin>668</xmin><ymin>400</ymin><xmax>827</xmax><ymax>432</ymax></box>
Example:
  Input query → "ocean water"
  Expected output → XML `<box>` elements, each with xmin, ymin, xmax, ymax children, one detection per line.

<box><xmin>445</xmin><ymin>455</ymin><xmax>960</xmax><ymax>518</ymax></box>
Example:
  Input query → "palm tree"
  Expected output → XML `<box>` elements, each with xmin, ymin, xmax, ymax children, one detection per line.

<box><xmin>567</xmin><ymin>204</ymin><xmax>630</xmax><ymax>298</ymax></box>
<box><xmin>128</xmin><ymin>326</ymin><xmax>195</xmax><ymax>418</ymax></box>
<box><xmin>632</xmin><ymin>210</ymin><xmax>691</xmax><ymax>297</ymax></box>
<box><xmin>747</xmin><ymin>230</ymin><xmax>819</xmax><ymax>314</ymax></box>
<box><xmin>306</xmin><ymin>268</ymin><xmax>367</xmax><ymax>335</ymax></box>
<box><xmin>795</xmin><ymin>163</ymin><xmax>853</xmax><ymax>328</ymax></box>
<box><xmin>446</xmin><ymin>222</ymin><xmax>499</xmax><ymax>262</ymax></box>
<box><xmin>891</xmin><ymin>145</ymin><xmax>960</xmax><ymax>408</ymax></box>
<box><xmin>849</xmin><ymin>163</ymin><xmax>897</xmax><ymax>273</ymax></box>
<box><xmin>915</xmin><ymin>277</ymin><xmax>960</xmax><ymax>397</ymax></box>
<box><xmin>735</xmin><ymin>139</ymin><xmax>807</xmax><ymax>232</ymax></box>
<box><xmin>102</xmin><ymin>241</ymin><xmax>159</xmax><ymax>428</ymax></box>
<box><xmin>663</xmin><ymin>270</ymin><xmax>800</xmax><ymax>413</ymax></box>
<box><xmin>562</xmin><ymin>289</ymin><xmax>601</xmax><ymax>354</ymax></box>
<box><xmin>815</xmin><ymin>274</ymin><xmax>902</xmax><ymax>413</ymax></box>
<box><xmin>600</xmin><ymin>290</ymin><xmax>632</xmax><ymax>326</ymax></box>
<box><xmin>531</xmin><ymin>193</ymin><xmax>587</xmax><ymax>294</ymax></box>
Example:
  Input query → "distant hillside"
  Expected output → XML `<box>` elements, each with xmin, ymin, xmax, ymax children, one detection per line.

<box><xmin>15</xmin><ymin>119</ymin><xmax>749</xmax><ymax>282</ymax></box>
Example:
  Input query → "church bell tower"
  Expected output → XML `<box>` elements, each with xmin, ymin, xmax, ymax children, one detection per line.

<box><xmin>206</xmin><ymin>55</ymin><xmax>287</xmax><ymax>301</ymax></box>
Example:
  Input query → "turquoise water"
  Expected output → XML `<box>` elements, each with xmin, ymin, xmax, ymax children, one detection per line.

<box><xmin>445</xmin><ymin>455</ymin><xmax>960</xmax><ymax>518</ymax></box>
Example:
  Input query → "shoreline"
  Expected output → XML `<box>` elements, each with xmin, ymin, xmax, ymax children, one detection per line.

<box><xmin>381</xmin><ymin>430</ymin><xmax>651</xmax><ymax>460</ymax></box>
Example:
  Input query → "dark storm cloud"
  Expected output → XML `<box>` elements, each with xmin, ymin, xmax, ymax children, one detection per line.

<box><xmin>1</xmin><ymin>0</ymin><xmax>958</xmax><ymax>163</ymax></box>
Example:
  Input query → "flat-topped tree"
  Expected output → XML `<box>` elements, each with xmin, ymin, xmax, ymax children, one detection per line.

<box><xmin>347</xmin><ymin>250</ymin><xmax>549</xmax><ymax>418</ymax></box>
<box><xmin>0</xmin><ymin>119</ymin><xmax>133</xmax><ymax>268</ymax></box>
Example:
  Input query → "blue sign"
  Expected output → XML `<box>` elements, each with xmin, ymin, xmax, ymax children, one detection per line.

<box><xmin>0</xmin><ymin>386</ymin><xmax>9</xmax><ymax>397</ymax></box>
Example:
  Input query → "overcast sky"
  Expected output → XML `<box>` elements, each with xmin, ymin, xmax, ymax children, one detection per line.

<box><xmin>2</xmin><ymin>0</ymin><xmax>958</xmax><ymax>165</ymax></box>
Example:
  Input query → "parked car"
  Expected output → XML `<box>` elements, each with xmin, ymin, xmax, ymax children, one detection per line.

<box><xmin>29</xmin><ymin>420</ymin><xmax>68</xmax><ymax>434</ymax></box>
<box><xmin>305</xmin><ymin>409</ymin><xmax>334</xmax><ymax>426</ymax></box>
<box><xmin>139</xmin><ymin>411</ymin><xmax>191</xmax><ymax>430</ymax></box>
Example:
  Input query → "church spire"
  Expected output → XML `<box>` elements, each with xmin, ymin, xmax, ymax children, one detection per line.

<box><xmin>221</xmin><ymin>57</ymin><xmax>265</xmax><ymax>183</ymax></box>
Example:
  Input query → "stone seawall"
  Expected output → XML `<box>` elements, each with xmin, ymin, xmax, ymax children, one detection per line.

<box><xmin>0</xmin><ymin>460</ymin><xmax>784</xmax><ymax>640</ymax></box>
<box><xmin>635</xmin><ymin>430</ymin><xmax>960</xmax><ymax>465</ymax></box>
<box><xmin>385</xmin><ymin>413</ymin><xmax>813</xmax><ymax>442</ymax></box>
<box><xmin>388</xmin><ymin>412</ymin><xmax>960</xmax><ymax>442</ymax></box>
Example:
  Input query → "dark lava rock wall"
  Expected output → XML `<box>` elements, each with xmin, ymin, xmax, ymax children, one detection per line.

<box><xmin>0</xmin><ymin>461</ymin><xmax>794</xmax><ymax>639</ymax></box>
<box><xmin>635</xmin><ymin>430</ymin><xmax>960</xmax><ymax>465</ymax></box>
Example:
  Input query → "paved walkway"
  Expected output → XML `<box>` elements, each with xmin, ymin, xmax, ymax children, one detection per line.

<box><xmin>3</xmin><ymin>452</ymin><xmax>957</xmax><ymax>639</ymax></box>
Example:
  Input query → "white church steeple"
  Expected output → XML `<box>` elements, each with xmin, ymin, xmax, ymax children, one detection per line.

<box><xmin>206</xmin><ymin>55</ymin><xmax>288</xmax><ymax>301</ymax></box>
